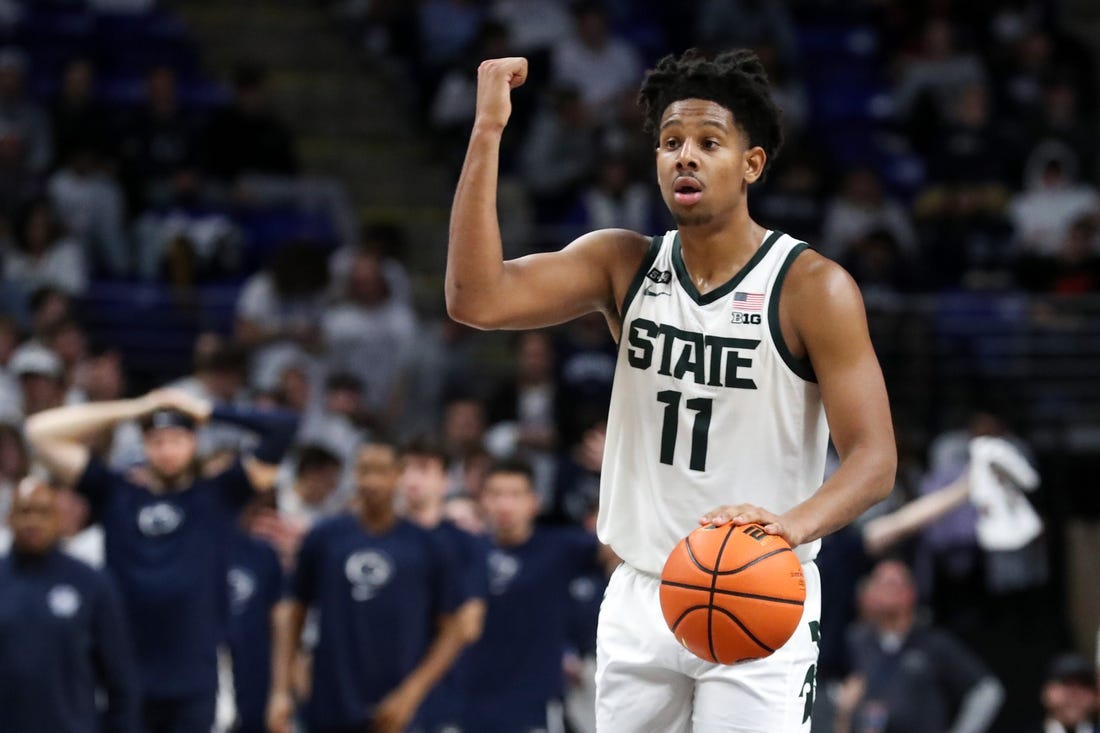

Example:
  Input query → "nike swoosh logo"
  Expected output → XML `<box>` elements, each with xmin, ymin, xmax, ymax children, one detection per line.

<box><xmin>643</xmin><ymin>288</ymin><xmax>670</xmax><ymax>297</ymax></box>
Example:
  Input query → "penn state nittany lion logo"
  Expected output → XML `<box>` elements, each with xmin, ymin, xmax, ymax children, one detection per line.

<box><xmin>227</xmin><ymin>567</ymin><xmax>256</xmax><ymax>614</ymax></box>
<box><xmin>488</xmin><ymin>550</ymin><xmax>520</xmax><ymax>595</ymax></box>
<box><xmin>47</xmin><ymin>584</ymin><xmax>81</xmax><ymax>618</ymax></box>
<box><xmin>344</xmin><ymin>550</ymin><xmax>394</xmax><ymax>601</ymax></box>
<box><xmin>137</xmin><ymin>502</ymin><xmax>184</xmax><ymax>537</ymax></box>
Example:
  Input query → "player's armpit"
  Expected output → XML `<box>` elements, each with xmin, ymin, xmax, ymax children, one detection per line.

<box><xmin>446</xmin><ymin>228</ymin><xmax>648</xmax><ymax>330</ymax></box>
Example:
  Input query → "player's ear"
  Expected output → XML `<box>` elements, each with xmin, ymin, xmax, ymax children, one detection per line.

<box><xmin>743</xmin><ymin>146</ymin><xmax>766</xmax><ymax>185</ymax></box>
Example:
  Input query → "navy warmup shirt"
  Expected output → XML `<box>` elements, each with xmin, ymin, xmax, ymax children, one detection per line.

<box><xmin>226</xmin><ymin>530</ymin><xmax>284</xmax><ymax>733</ymax></box>
<box><xmin>420</xmin><ymin>519</ymin><xmax>490</xmax><ymax>728</ymax></box>
<box><xmin>292</xmin><ymin>514</ymin><xmax>463</xmax><ymax>730</ymax></box>
<box><xmin>0</xmin><ymin>549</ymin><xmax>139</xmax><ymax>733</ymax></box>
<box><xmin>75</xmin><ymin>457</ymin><xmax>254</xmax><ymax>699</ymax></box>
<box><xmin>464</xmin><ymin>526</ymin><xmax>601</xmax><ymax>713</ymax></box>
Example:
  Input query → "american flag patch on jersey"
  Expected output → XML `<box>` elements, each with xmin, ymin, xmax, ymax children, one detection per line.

<box><xmin>732</xmin><ymin>291</ymin><xmax>764</xmax><ymax>312</ymax></box>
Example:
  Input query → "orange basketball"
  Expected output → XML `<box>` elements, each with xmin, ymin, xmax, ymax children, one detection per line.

<box><xmin>659</xmin><ymin>522</ymin><xmax>806</xmax><ymax>664</ymax></box>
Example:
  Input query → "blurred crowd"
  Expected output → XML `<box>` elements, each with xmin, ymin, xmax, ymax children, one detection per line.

<box><xmin>1</xmin><ymin>0</ymin><xmax>1099</xmax><ymax>732</ymax></box>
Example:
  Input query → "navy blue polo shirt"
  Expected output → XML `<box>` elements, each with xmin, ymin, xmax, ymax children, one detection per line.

<box><xmin>75</xmin><ymin>457</ymin><xmax>253</xmax><ymax>699</ymax></box>
<box><xmin>292</xmin><ymin>514</ymin><xmax>463</xmax><ymax>730</ymax></box>
<box><xmin>464</xmin><ymin>526</ymin><xmax>601</xmax><ymax>713</ymax></box>
<box><xmin>226</xmin><ymin>530</ymin><xmax>283</xmax><ymax>733</ymax></box>
<box><xmin>0</xmin><ymin>548</ymin><xmax>139</xmax><ymax>733</ymax></box>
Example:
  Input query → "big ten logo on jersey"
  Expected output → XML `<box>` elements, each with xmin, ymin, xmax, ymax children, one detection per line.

<box><xmin>137</xmin><ymin>502</ymin><xmax>184</xmax><ymax>537</ymax></box>
<box><xmin>731</xmin><ymin>290</ymin><xmax>764</xmax><ymax>325</ymax></box>
<box><xmin>626</xmin><ymin>317</ymin><xmax>760</xmax><ymax>389</ymax></box>
<box><xmin>344</xmin><ymin>549</ymin><xmax>394</xmax><ymax>601</ymax></box>
<box><xmin>227</xmin><ymin>567</ymin><xmax>256</xmax><ymax>614</ymax></box>
<box><xmin>488</xmin><ymin>550</ymin><xmax>520</xmax><ymax>595</ymax></box>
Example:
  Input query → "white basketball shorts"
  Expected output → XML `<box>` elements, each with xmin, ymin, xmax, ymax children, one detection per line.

<box><xmin>595</xmin><ymin>560</ymin><xmax>821</xmax><ymax>733</ymax></box>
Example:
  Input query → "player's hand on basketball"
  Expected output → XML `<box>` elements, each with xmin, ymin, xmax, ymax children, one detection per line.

<box><xmin>699</xmin><ymin>504</ymin><xmax>805</xmax><ymax>547</ymax></box>
<box><xmin>265</xmin><ymin>689</ymin><xmax>294</xmax><ymax>733</ymax></box>
<box><xmin>474</xmin><ymin>57</ymin><xmax>528</xmax><ymax>131</ymax></box>
<box><xmin>372</xmin><ymin>682</ymin><xmax>421</xmax><ymax>733</ymax></box>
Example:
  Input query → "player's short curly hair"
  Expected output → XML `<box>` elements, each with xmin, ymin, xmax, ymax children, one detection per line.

<box><xmin>638</xmin><ymin>49</ymin><xmax>784</xmax><ymax>177</ymax></box>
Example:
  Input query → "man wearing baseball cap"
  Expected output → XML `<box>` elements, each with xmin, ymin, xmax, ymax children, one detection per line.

<box><xmin>25</xmin><ymin>388</ymin><xmax>298</xmax><ymax>733</ymax></box>
<box><xmin>1041</xmin><ymin>653</ymin><xmax>1098</xmax><ymax>733</ymax></box>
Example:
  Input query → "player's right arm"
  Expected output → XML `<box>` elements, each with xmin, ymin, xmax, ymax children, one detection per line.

<box><xmin>267</xmin><ymin>599</ymin><xmax>307</xmax><ymax>733</ymax></box>
<box><xmin>446</xmin><ymin>57</ymin><xmax>647</xmax><ymax>330</ymax></box>
<box><xmin>24</xmin><ymin>389</ymin><xmax>206</xmax><ymax>485</ymax></box>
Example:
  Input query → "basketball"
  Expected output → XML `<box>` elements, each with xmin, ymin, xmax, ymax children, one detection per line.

<box><xmin>659</xmin><ymin>523</ymin><xmax>806</xmax><ymax>664</ymax></box>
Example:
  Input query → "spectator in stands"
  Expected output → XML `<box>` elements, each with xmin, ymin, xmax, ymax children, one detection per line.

<box><xmin>695</xmin><ymin>0</ymin><xmax>799</xmax><ymax>69</ymax></box>
<box><xmin>0</xmin><ymin>47</ymin><xmax>52</xmax><ymax>175</ymax></box>
<box><xmin>202</xmin><ymin>63</ymin><xmax>299</xmax><ymax>182</ymax></box>
<box><xmin>0</xmin><ymin>477</ymin><xmax>140</xmax><ymax>733</ymax></box>
<box><xmin>47</xmin><ymin>143</ymin><xmax>130</xmax><ymax>277</ymax></box>
<box><xmin>555</xmin><ymin>311</ymin><xmax>616</xmax><ymax>449</ymax></box>
<box><xmin>820</xmin><ymin>167</ymin><xmax>916</xmax><ymax>261</ymax></box>
<box><xmin>398</xmin><ymin>436</ymin><xmax>489</xmax><ymax>731</ymax></box>
<box><xmin>753</xmin><ymin>149</ymin><xmax>827</xmax><ymax>244</ymax></box>
<box><xmin>297</xmin><ymin>369</ymin><xmax>368</xmax><ymax>457</ymax></box>
<box><xmin>2</xmin><ymin>196</ymin><xmax>87</xmax><ymax>298</ymax></box>
<box><xmin>1015</xmin><ymin>214</ymin><xmax>1100</xmax><ymax>294</ymax></box>
<box><xmin>442</xmin><ymin>394</ymin><xmax>489</xmax><ymax>493</ymax></box>
<box><xmin>1026</xmin><ymin>80</ymin><xmax>1097</xmax><ymax>182</ymax></box>
<box><xmin>6</xmin><ymin>342</ymin><xmax>65</xmax><ymax>419</ymax></box>
<box><xmin>235</xmin><ymin>240</ymin><xmax>329</xmax><ymax>391</ymax></box>
<box><xmin>418</xmin><ymin>0</ymin><xmax>488</xmax><ymax>73</ymax></box>
<box><xmin>321</xmin><ymin>246</ymin><xmax>418</xmax><ymax>424</ymax></box>
<box><xmin>834</xmin><ymin>559</ymin><xmax>1004</xmax><ymax>733</ymax></box>
<box><xmin>463</xmin><ymin>459</ymin><xmax>613</xmax><ymax>732</ymax></box>
<box><xmin>519</xmin><ymin>84</ymin><xmax>597</xmax><ymax>224</ymax></box>
<box><xmin>1040</xmin><ymin>653</ymin><xmax>1098</xmax><ymax>733</ymax></box>
<box><xmin>51</xmin><ymin>58</ymin><xmax>107</xmax><ymax>173</ymax></box>
<box><xmin>119</xmin><ymin>65</ymin><xmax>203</xmax><ymax>211</ymax></box>
<box><xmin>25</xmin><ymin>389</ymin><xmax>298</xmax><ymax>733</ymax></box>
<box><xmin>893</xmin><ymin>18</ymin><xmax>987</xmax><ymax>130</ymax></box>
<box><xmin>226</xmin><ymin>493</ymin><xmax>285</xmax><ymax>733</ymax></box>
<box><xmin>551</xmin><ymin>1</ymin><xmax>642</xmax><ymax>121</ymax></box>
<box><xmin>839</xmin><ymin>228</ymin><xmax>919</xmax><ymax>298</ymax></box>
<box><xmin>254</xmin><ymin>443</ymin><xmax>345</xmax><ymax>567</ymax></box>
<box><xmin>490</xmin><ymin>0</ymin><xmax>573</xmax><ymax>58</ymax></box>
<box><xmin>1010</xmin><ymin>141</ymin><xmax>1100</xmax><ymax>257</ymax></box>
<box><xmin>267</xmin><ymin>438</ymin><xmax>470</xmax><ymax>733</ymax></box>
<box><xmin>0</xmin><ymin>122</ymin><xmax>42</xmax><ymax>220</ymax></box>
<box><xmin>328</xmin><ymin>221</ymin><xmax>413</xmax><ymax>305</ymax></box>
<box><xmin>564</xmin><ymin>151</ymin><xmax>658</xmax><ymax>238</ymax></box>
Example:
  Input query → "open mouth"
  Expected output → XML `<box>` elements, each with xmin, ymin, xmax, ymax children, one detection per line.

<box><xmin>673</xmin><ymin>177</ymin><xmax>703</xmax><ymax>205</ymax></box>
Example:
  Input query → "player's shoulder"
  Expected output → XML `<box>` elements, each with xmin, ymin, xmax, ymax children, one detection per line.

<box><xmin>308</xmin><ymin>512</ymin><xmax>357</xmax><ymax>539</ymax></box>
<box><xmin>780</xmin><ymin>244</ymin><xmax>864</xmax><ymax>315</ymax></box>
<box><xmin>567</xmin><ymin>227</ymin><xmax>653</xmax><ymax>274</ymax></box>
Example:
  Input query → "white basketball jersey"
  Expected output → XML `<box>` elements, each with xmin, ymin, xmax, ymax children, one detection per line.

<box><xmin>598</xmin><ymin>229</ymin><xmax>829</xmax><ymax>575</ymax></box>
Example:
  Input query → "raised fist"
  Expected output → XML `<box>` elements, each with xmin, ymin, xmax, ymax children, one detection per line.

<box><xmin>474</xmin><ymin>57</ymin><xmax>529</xmax><ymax>131</ymax></box>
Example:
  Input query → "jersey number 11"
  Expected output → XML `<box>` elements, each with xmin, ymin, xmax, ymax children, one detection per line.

<box><xmin>656</xmin><ymin>390</ymin><xmax>713</xmax><ymax>472</ymax></box>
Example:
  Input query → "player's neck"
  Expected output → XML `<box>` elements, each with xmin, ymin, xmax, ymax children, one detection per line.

<box><xmin>357</xmin><ymin>504</ymin><xmax>397</xmax><ymax>534</ymax></box>
<box><xmin>495</xmin><ymin>523</ymin><xmax>534</xmax><ymax>547</ymax></box>
<box><xmin>407</xmin><ymin>499</ymin><xmax>445</xmax><ymax>530</ymax></box>
<box><xmin>678</xmin><ymin>212</ymin><xmax>768</xmax><ymax>286</ymax></box>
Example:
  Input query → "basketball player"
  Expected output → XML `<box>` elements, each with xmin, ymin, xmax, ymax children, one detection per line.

<box><xmin>446</xmin><ymin>50</ymin><xmax>897</xmax><ymax>731</ymax></box>
<box><xmin>267</xmin><ymin>438</ymin><xmax>470</xmax><ymax>733</ymax></box>
<box><xmin>24</xmin><ymin>389</ymin><xmax>299</xmax><ymax>733</ymax></box>
<box><xmin>462</xmin><ymin>459</ymin><xmax>616</xmax><ymax>733</ymax></box>
<box><xmin>0</xmin><ymin>477</ymin><xmax>139</xmax><ymax>733</ymax></box>
<box><xmin>398</xmin><ymin>436</ymin><xmax>489</xmax><ymax>731</ymax></box>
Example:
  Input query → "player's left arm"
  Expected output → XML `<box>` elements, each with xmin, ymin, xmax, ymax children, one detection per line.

<box><xmin>702</xmin><ymin>253</ymin><xmax>897</xmax><ymax>546</ymax></box>
<box><xmin>372</xmin><ymin>610</ymin><xmax>470</xmax><ymax>733</ymax></box>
